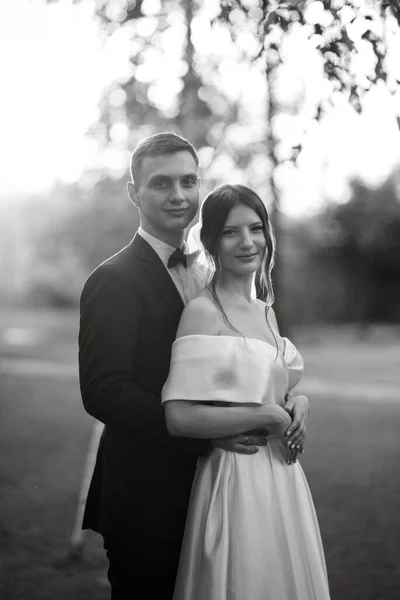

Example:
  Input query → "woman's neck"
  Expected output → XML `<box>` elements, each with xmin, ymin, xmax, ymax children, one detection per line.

<box><xmin>216</xmin><ymin>271</ymin><xmax>254</xmax><ymax>304</ymax></box>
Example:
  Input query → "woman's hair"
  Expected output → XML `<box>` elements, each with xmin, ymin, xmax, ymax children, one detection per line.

<box><xmin>200</xmin><ymin>184</ymin><xmax>276</xmax><ymax>334</ymax></box>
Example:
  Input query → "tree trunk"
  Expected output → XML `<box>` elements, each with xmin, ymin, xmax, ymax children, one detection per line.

<box><xmin>180</xmin><ymin>0</ymin><xmax>201</xmax><ymax>147</ymax></box>
<box><xmin>265</xmin><ymin>61</ymin><xmax>289</xmax><ymax>336</ymax></box>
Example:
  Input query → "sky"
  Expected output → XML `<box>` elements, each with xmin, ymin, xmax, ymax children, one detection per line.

<box><xmin>1</xmin><ymin>0</ymin><xmax>400</xmax><ymax>217</ymax></box>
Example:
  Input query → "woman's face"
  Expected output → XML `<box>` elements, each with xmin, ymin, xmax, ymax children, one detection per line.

<box><xmin>218</xmin><ymin>204</ymin><xmax>266</xmax><ymax>275</ymax></box>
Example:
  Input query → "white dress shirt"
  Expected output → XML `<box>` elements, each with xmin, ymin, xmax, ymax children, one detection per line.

<box><xmin>137</xmin><ymin>227</ymin><xmax>206</xmax><ymax>304</ymax></box>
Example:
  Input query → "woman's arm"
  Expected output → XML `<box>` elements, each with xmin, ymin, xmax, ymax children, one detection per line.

<box><xmin>165</xmin><ymin>296</ymin><xmax>292</xmax><ymax>440</ymax></box>
<box><xmin>266</xmin><ymin>304</ymin><xmax>309</xmax><ymax>452</ymax></box>
<box><xmin>165</xmin><ymin>400</ymin><xmax>291</xmax><ymax>439</ymax></box>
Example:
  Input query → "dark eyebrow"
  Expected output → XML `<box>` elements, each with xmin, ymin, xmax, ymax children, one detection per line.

<box><xmin>147</xmin><ymin>173</ymin><xmax>198</xmax><ymax>184</ymax></box>
<box><xmin>224</xmin><ymin>220</ymin><xmax>263</xmax><ymax>228</ymax></box>
<box><xmin>148</xmin><ymin>175</ymin><xmax>171</xmax><ymax>183</ymax></box>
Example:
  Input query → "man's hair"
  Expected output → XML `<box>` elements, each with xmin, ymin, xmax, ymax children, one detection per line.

<box><xmin>130</xmin><ymin>132</ymin><xmax>199</xmax><ymax>187</ymax></box>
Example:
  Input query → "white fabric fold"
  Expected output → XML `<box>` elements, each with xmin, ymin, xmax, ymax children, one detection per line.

<box><xmin>162</xmin><ymin>334</ymin><xmax>303</xmax><ymax>406</ymax></box>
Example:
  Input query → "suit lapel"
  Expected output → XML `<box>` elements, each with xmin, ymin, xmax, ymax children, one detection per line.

<box><xmin>128</xmin><ymin>234</ymin><xmax>184</xmax><ymax>312</ymax></box>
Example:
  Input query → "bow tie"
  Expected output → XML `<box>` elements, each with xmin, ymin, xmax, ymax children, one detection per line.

<box><xmin>168</xmin><ymin>248</ymin><xmax>187</xmax><ymax>269</ymax></box>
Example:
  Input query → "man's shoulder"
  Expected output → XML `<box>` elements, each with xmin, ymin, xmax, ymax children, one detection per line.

<box><xmin>98</xmin><ymin>244</ymin><xmax>135</xmax><ymax>272</ymax></box>
<box><xmin>90</xmin><ymin>236</ymin><xmax>150</xmax><ymax>275</ymax></box>
<box><xmin>82</xmin><ymin>241</ymin><xmax>146</xmax><ymax>295</ymax></box>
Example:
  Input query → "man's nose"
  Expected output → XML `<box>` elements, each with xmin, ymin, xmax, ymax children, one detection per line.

<box><xmin>170</xmin><ymin>183</ymin><xmax>185</xmax><ymax>202</ymax></box>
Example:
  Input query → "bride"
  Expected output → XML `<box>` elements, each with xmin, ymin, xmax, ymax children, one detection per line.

<box><xmin>162</xmin><ymin>184</ymin><xmax>330</xmax><ymax>600</ymax></box>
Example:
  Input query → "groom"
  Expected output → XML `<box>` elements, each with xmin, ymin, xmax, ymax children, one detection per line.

<box><xmin>79</xmin><ymin>133</ymin><xmax>270</xmax><ymax>599</ymax></box>
<box><xmin>79</xmin><ymin>132</ymin><xmax>307</xmax><ymax>599</ymax></box>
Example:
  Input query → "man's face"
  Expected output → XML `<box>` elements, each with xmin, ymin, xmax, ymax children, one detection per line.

<box><xmin>130</xmin><ymin>151</ymin><xmax>200</xmax><ymax>242</ymax></box>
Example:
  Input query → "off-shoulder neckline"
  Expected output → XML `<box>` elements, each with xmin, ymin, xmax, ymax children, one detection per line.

<box><xmin>174</xmin><ymin>333</ymin><xmax>290</xmax><ymax>359</ymax></box>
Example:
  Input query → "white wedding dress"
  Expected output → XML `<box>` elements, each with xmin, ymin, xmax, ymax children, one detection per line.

<box><xmin>162</xmin><ymin>335</ymin><xmax>330</xmax><ymax>600</ymax></box>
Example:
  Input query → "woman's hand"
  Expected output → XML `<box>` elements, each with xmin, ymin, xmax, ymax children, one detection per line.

<box><xmin>284</xmin><ymin>394</ymin><xmax>310</xmax><ymax>459</ymax></box>
<box><xmin>269</xmin><ymin>406</ymin><xmax>300</xmax><ymax>465</ymax></box>
<box><xmin>271</xmin><ymin>405</ymin><xmax>293</xmax><ymax>437</ymax></box>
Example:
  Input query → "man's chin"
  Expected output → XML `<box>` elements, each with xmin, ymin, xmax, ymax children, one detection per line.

<box><xmin>166</xmin><ymin>215</ymin><xmax>196</xmax><ymax>231</ymax></box>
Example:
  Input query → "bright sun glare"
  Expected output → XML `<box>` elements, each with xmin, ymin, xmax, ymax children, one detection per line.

<box><xmin>0</xmin><ymin>0</ymin><xmax>111</xmax><ymax>194</ymax></box>
<box><xmin>1</xmin><ymin>0</ymin><xmax>400</xmax><ymax>218</ymax></box>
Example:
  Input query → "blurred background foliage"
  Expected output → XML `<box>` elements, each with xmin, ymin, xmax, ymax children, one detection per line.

<box><xmin>1</xmin><ymin>0</ymin><xmax>400</xmax><ymax>328</ymax></box>
<box><xmin>280</xmin><ymin>174</ymin><xmax>400</xmax><ymax>327</ymax></box>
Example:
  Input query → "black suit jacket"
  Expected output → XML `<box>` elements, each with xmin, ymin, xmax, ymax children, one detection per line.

<box><xmin>79</xmin><ymin>233</ymin><xmax>209</xmax><ymax>540</ymax></box>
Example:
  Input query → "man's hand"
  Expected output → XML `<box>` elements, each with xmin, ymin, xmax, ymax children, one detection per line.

<box><xmin>284</xmin><ymin>394</ymin><xmax>310</xmax><ymax>461</ymax></box>
<box><xmin>212</xmin><ymin>429</ymin><xmax>269</xmax><ymax>455</ymax></box>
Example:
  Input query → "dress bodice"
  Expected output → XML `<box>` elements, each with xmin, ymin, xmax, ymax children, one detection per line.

<box><xmin>161</xmin><ymin>335</ymin><xmax>303</xmax><ymax>406</ymax></box>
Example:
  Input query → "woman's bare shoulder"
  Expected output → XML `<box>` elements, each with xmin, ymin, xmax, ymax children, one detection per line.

<box><xmin>176</xmin><ymin>294</ymin><xmax>221</xmax><ymax>338</ymax></box>
<box><xmin>255</xmin><ymin>300</ymin><xmax>280</xmax><ymax>335</ymax></box>
<box><xmin>267</xmin><ymin>306</ymin><xmax>279</xmax><ymax>333</ymax></box>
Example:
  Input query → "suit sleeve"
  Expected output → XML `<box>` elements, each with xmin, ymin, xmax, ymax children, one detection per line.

<box><xmin>79</xmin><ymin>266</ymin><xmax>209</xmax><ymax>456</ymax></box>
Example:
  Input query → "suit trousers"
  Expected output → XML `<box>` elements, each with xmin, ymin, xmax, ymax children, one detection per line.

<box><xmin>103</xmin><ymin>534</ymin><xmax>182</xmax><ymax>599</ymax></box>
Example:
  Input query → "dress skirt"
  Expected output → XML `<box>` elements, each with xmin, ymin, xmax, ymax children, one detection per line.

<box><xmin>173</xmin><ymin>439</ymin><xmax>330</xmax><ymax>600</ymax></box>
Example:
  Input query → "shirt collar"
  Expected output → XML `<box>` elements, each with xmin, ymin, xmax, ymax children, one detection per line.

<box><xmin>138</xmin><ymin>226</ymin><xmax>188</xmax><ymax>268</ymax></box>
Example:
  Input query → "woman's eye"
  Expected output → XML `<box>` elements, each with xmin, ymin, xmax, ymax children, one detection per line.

<box><xmin>223</xmin><ymin>229</ymin><xmax>236</xmax><ymax>236</ymax></box>
<box><xmin>252</xmin><ymin>226</ymin><xmax>264</xmax><ymax>233</ymax></box>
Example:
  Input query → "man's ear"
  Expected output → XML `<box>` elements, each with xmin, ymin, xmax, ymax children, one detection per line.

<box><xmin>127</xmin><ymin>182</ymin><xmax>140</xmax><ymax>208</ymax></box>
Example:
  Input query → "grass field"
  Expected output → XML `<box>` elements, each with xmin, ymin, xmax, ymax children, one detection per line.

<box><xmin>1</xmin><ymin>309</ymin><xmax>399</xmax><ymax>600</ymax></box>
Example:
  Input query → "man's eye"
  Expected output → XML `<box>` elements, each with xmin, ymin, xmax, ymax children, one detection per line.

<box><xmin>152</xmin><ymin>181</ymin><xmax>168</xmax><ymax>189</ymax></box>
<box><xmin>182</xmin><ymin>179</ymin><xmax>197</xmax><ymax>188</ymax></box>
